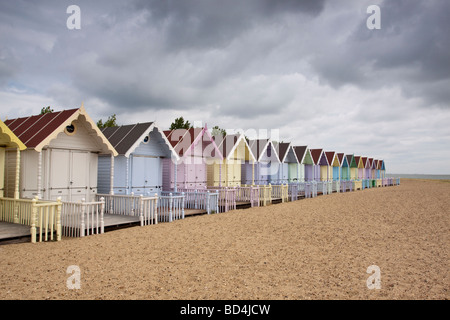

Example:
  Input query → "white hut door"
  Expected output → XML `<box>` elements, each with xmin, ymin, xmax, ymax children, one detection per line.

<box><xmin>131</xmin><ymin>156</ymin><xmax>161</xmax><ymax>196</ymax></box>
<box><xmin>49</xmin><ymin>150</ymin><xmax>89</xmax><ymax>201</ymax></box>
<box><xmin>146</xmin><ymin>157</ymin><xmax>161</xmax><ymax>196</ymax></box>
<box><xmin>70</xmin><ymin>151</ymin><xmax>89</xmax><ymax>202</ymax></box>
<box><xmin>131</xmin><ymin>156</ymin><xmax>146</xmax><ymax>195</ymax></box>
<box><xmin>50</xmin><ymin>149</ymin><xmax>70</xmax><ymax>201</ymax></box>
<box><xmin>195</xmin><ymin>163</ymin><xmax>206</xmax><ymax>188</ymax></box>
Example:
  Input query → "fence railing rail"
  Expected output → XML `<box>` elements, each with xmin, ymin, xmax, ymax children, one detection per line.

<box><xmin>0</xmin><ymin>196</ymin><xmax>61</xmax><ymax>243</ymax></box>
<box><xmin>207</xmin><ymin>187</ymin><xmax>237</xmax><ymax>212</ymax></box>
<box><xmin>163</xmin><ymin>189</ymin><xmax>219</xmax><ymax>214</ymax></box>
<box><xmin>158</xmin><ymin>193</ymin><xmax>185</xmax><ymax>222</ymax></box>
<box><xmin>96</xmin><ymin>193</ymin><xmax>158</xmax><ymax>226</ymax></box>
<box><xmin>61</xmin><ymin>198</ymin><xmax>105</xmax><ymax>237</ymax></box>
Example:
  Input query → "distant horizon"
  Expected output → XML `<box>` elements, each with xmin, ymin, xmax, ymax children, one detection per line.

<box><xmin>386</xmin><ymin>173</ymin><xmax>450</xmax><ymax>179</ymax></box>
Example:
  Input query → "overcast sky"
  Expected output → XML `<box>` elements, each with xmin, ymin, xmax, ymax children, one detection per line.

<box><xmin>1</xmin><ymin>0</ymin><xmax>449</xmax><ymax>174</ymax></box>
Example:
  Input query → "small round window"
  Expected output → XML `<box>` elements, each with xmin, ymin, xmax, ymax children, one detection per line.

<box><xmin>143</xmin><ymin>136</ymin><xmax>150</xmax><ymax>144</ymax></box>
<box><xmin>64</xmin><ymin>123</ymin><xmax>77</xmax><ymax>135</ymax></box>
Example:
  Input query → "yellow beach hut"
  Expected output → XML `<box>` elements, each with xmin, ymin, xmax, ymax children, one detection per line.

<box><xmin>207</xmin><ymin>133</ymin><xmax>256</xmax><ymax>187</ymax></box>
<box><xmin>0</xmin><ymin>119</ymin><xmax>26</xmax><ymax>198</ymax></box>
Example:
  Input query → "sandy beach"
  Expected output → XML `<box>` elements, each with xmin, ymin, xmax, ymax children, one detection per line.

<box><xmin>0</xmin><ymin>179</ymin><xmax>448</xmax><ymax>300</ymax></box>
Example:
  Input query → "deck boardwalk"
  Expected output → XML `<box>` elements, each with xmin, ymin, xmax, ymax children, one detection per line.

<box><xmin>0</xmin><ymin>221</ymin><xmax>31</xmax><ymax>242</ymax></box>
<box><xmin>0</xmin><ymin>208</ymin><xmax>209</xmax><ymax>243</ymax></box>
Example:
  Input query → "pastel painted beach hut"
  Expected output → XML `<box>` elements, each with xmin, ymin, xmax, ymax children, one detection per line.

<box><xmin>295</xmin><ymin>146</ymin><xmax>314</xmax><ymax>182</ymax></box>
<box><xmin>4</xmin><ymin>106</ymin><xmax>117</xmax><ymax>202</ymax></box>
<box><xmin>291</xmin><ymin>146</ymin><xmax>310</xmax><ymax>182</ymax></box>
<box><xmin>365</xmin><ymin>158</ymin><xmax>372</xmax><ymax>180</ymax></box>
<box><xmin>98</xmin><ymin>122</ymin><xmax>178</xmax><ymax>196</ymax></box>
<box><xmin>310</xmin><ymin>149</ymin><xmax>330</xmax><ymax>181</ymax></box>
<box><xmin>354</xmin><ymin>156</ymin><xmax>362</xmax><ymax>180</ymax></box>
<box><xmin>374</xmin><ymin>159</ymin><xmax>381</xmax><ymax>179</ymax></box>
<box><xmin>371</xmin><ymin>159</ymin><xmax>377</xmax><ymax>180</ymax></box>
<box><xmin>380</xmin><ymin>159</ymin><xmax>386</xmax><ymax>178</ymax></box>
<box><xmin>246</xmin><ymin>139</ymin><xmax>281</xmax><ymax>185</ymax></box>
<box><xmin>347</xmin><ymin>154</ymin><xmax>358</xmax><ymax>180</ymax></box>
<box><xmin>207</xmin><ymin>133</ymin><xmax>256</xmax><ymax>187</ymax></box>
<box><xmin>325</xmin><ymin>151</ymin><xmax>337</xmax><ymax>181</ymax></box>
<box><xmin>0</xmin><ymin>119</ymin><xmax>26</xmax><ymax>198</ymax></box>
<box><xmin>340</xmin><ymin>154</ymin><xmax>350</xmax><ymax>180</ymax></box>
<box><xmin>335</xmin><ymin>153</ymin><xmax>345</xmax><ymax>181</ymax></box>
<box><xmin>272</xmin><ymin>142</ymin><xmax>299</xmax><ymax>184</ymax></box>
<box><xmin>162</xmin><ymin>126</ymin><xmax>223</xmax><ymax>190</ymax></box>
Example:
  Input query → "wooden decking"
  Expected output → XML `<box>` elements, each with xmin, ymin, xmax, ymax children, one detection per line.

<box><xmin>0</xmin><ymin>221</ymin><xmax>31</xmax><ymax>243</ymax></box>
<box><xmin>0</xmin><ymin>209</ymin><xmax>209</xmax><ymax>244</ymax></box>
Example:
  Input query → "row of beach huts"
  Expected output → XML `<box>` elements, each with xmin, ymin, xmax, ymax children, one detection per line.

<box><xmin>0</xmin><ymin>106</ymin><xmax>398</xmax><ymax>243</ymax></box>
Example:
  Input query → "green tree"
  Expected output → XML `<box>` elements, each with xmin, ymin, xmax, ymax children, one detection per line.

<box><xmin>211</xmin><ymin>125</ymin><xmax>226</xmax><ymax>137</ymax></box>
<box><xmin>97</xmin><ymin>114</ymin><xmax>118</xmax><ymax>128</ymax></box>
<box><xmin>169</xmin><ymin>117</ymin><xmax>192</xmax><ymax>130</ymax></box>
<box><xmin>40</xmin><ymin>106</ymin><xmax>54</xmax><ymax>114</ymax></box>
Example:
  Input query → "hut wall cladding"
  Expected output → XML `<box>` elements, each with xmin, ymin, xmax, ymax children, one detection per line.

<box><xmin>162</xmin><ymin>158</ymin><xmax>207</xmax><ymax>190</ymax></box>
<box><xmin>4</xmin><ymin>149</ymin><xmax>20</xmax><ymax>198</ymax></box>
<box><xmin>241</xmin><ymin>160</ymin><xmax>253</xmax><ymax>185</ymax></box>
<box><xmin>0</xmin><ymin>147</ymin><xmax>4</xmax><ymax>197</ymax></box>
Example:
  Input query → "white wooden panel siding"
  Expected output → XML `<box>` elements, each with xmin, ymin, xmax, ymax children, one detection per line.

<box><xmin>20</xmin><ymin>150</ymin><xmax>41</xmax><ymax>199</ymax></box>
<box><xmin>111</xmin><ymin>156</ymin><xmax>128</xmax><ymax>194</ymax></box>
<box><xmin>48</xmin><ymin>119</ymin><xmax>103</xmax><ymax>152</ymax></box>
<box><xmin>131</xmin><ymin>155</ymin><xmax>162</xmax><ymax>196</ymax></box>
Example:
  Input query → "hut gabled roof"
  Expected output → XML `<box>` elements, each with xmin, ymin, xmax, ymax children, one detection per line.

<box><xmin>101</xmin><ymin>122</ymin><xmax>178</xmax><ymax>159</ymax></box>
<box><xmin>0</xmin><ymin>119</ymin><xmax>26</xmax><ymax>150</ymax></box>
<box><xmin>4</xmin><ymin>106</ymin><xmax>117</xmax><ymax>155</ymax></box>
<box><xmin>164</xmin><ymin>125</ymin><xmax>223</xmax><ymax>160</ymax></box>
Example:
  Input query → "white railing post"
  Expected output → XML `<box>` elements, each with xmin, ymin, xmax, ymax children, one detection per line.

<box><xmin>56</xmin><ymin>197</ymin><xmax>62</xmax><ymax>241</ymax></box>
<box><xmin>80</xmin><ymin>198</ymin><xmax>86</xmax><ymax>237</ymax></box>
<box><xmin>181</xmin><ymin>192</ymin><xmax>185</xmax><ymax>219</ymax></box>
<box><xmin>154</xmin><ymin>193</ymin><xmax>158</xmax><ymax>225</ymax></box>
<box><xmin>139</xmin><ymin>194</ymin><xmax>144</xmax><ymax>226</ymax></box>
<box><xmin>206</xmin><ymin>191</ymin><xmax>211</xmax><ymax>214</ymax></box>
<box><xmin>100</xmin><ymin>197</ymin><xmax>105</xmax><ymax>233</ymax></box>
<box><xmin>194</xmin><ymin>189</ymin><xmax>198</xmax><ymax>209</ymax></box>
<box><xmin>169</xmin><ymin>193</ymin><xmax>173</xmax><ymax>222</ymax></box>
<box><xmin>31</xmin><ymin>197</ymin><xmax>37</xmax><ymax>243</ymax></box>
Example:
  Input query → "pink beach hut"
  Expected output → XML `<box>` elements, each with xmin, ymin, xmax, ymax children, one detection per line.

<box><xmin>162</xmin><ymin>126</ymin><xmax>223</xmax><ymax>190</ymax></box>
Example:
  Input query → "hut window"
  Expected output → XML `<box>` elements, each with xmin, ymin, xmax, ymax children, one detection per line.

<box><xmin>143</xmin><ymin>136</ymin><xmax>150</xmax><ymax>144</ymax></box>
<box><xmin>64</xmin><ymin>123</ymin><xmax>77</xmax><ymax>135</ymax></box>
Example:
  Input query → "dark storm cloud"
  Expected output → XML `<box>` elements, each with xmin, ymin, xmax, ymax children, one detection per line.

<box><xmin>311</xmin><ymin>0</ymin><xmax>450</xmax><ymax>107</ymax></box>
<box><xmin>133</xmin><ymin>0</ymin><xmax>325</xmax><ymax>51</ymax></box>
<box><xmin>1</xmin><ymin>0</ymin><xmax>450</xmax><ymax>173</ymax></box>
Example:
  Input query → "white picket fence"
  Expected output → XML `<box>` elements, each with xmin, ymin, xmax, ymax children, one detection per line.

<box><xmin>332</xmin><ymin>180</ymin><xmax>340</xmax><ymax>193</ymax></box>
<box><xmin>96</xmin><ymin>193</ymin><xmax>158</xmax><ymax>226</ymax></box>
<box><xmin>287</xmin><ymin>183</ymin><xmax>299</xmax><ymax>201</ymax></box>
<box><xmin>316</xmin><ymin>181</ymin><xmax>328</xmax><ymax>195</ymax></box>
<box><xmin>61</xmin><ymin>199</ymin><xmax>105</xmax><ymax>237</ymax></box>
<box><xmin>163</xmin><ymin>189</ymin><xmax>220</xmax><ymax>214</ymax></box>
<box><xmin>0</xmin><ymin>196</ymin><xmax>62</xmax><ymax>243</ymax></box>
<box><xmin>207</xmin><ymin>187</ymin><xmax>237</xmax><ymax>212</ymax></box>
<box><xmin>158</xmin><ymin>192</ymin><xmax>185</xmax><ymax>222</ymax></box>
